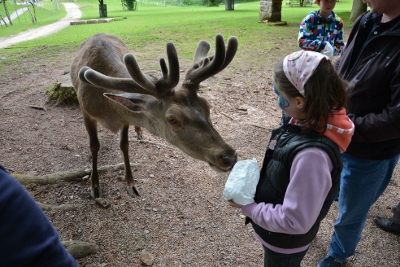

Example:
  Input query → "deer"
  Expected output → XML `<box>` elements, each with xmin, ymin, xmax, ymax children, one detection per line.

<box><xmin>70</xmin><ymin>33</ymin><xmax>238</xmax><ymax>199</ymax></box>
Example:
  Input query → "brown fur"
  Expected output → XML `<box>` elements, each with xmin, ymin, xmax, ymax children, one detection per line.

<box><xmin>70</xmin><ymin>33</ymin><xmax>238</xmax><ymax>198</ymax></box>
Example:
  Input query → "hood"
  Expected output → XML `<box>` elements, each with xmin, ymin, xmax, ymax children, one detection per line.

<box><xmin>323</xmin><ymin>108</ymin><xmax>355</xmax><ymax>152</ymax></box>
<box><xmin>309</xmin><ymin>10</ymin><xmax>337</xmax><ymax>23</ymax></box>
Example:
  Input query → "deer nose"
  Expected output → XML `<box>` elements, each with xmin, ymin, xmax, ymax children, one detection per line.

<box><xmin>222</xmin><ymin>151</ymin><xmax>237</xmax><ymax>169</ymax></box>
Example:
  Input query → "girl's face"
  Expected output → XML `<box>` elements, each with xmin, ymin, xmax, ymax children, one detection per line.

<box><xmin>273</xmin><ymin>84</ymin><xmax>305</xmax><ymax>119</ymax></box>
<box><xmin>318</xmin><ymin>0</ymin><xmax>337</xmax><ymax>17</ymax></box>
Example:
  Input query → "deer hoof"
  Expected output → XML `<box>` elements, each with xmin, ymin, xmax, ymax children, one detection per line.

<box><xmin>91</xmin><ymin>187</ymin><xmax>103</xmax><ymax>199</ymax></box>
<box><xmin>127</xmin><ymin>186</ymin><xmax>141</xmax><ymax>197</ymax></box>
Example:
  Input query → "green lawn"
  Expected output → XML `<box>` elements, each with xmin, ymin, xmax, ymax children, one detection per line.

<box><xmin>0</xmin><ymin>0</ymin><xmax>67</xmax><ymax>37</ymax></box>
<box><xmin>1</xmin><ymin>0</ymin><xmax>354</xmax><ymax>41</ymax></box>
<box><xmin>0</xmin><ymin>0</ymin><xmax>355</xmax><ymax>67</ymax></box>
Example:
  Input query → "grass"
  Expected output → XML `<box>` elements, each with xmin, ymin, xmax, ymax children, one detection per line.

<box><xmin>0</xmin><ymin>0</ymin><xmax>67</xmax><ymax>37</ymax></box>
<box><xmin>0</xmin><ymin>0</ymin><xmax>354</xmax><ymax>69</ymax></box>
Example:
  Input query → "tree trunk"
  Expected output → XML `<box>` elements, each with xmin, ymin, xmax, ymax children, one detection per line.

<box><xmin>99</xmin><ymin>4</ymin><xmax>107</xmax><ymax>18</ymax></box>
<box><xmin>259</xmin><ymin>0</ymin><xmax>282</xmax><ymax>23</ymax></box>
<box><xmin>12</xmin><ymin>163</ymin><xmax>134</xmax><ymax>185</ymax></box>
<box><xmin>350</xmin><ymin>0</ymin><xmax>367</xmax><ymax>22</ymax></box>
<box><xmin>2</xmin><ymin>0</ymin><xmax>12</xmax><ymax>25</ymax></box>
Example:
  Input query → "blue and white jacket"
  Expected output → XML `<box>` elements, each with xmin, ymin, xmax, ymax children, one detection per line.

<box><xmin>298</xmin><ymin>10</ymin><xmax>344</xmax><ymax>56</ymax></box>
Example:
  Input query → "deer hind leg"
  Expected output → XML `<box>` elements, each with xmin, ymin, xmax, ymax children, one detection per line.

<box><xmin>83</xmin><ymin>115</ymin><xmax>102</xmax><ymax>198</ymax></box>
<box><xmin>120</xmin><ymin>126</ymin><xmax>141</xmax><ymax>197</ymax></box>
<box><xmin>134</xmin><ymin>126</ymin><xmax>144</xmax><ymax>140</ymax></box>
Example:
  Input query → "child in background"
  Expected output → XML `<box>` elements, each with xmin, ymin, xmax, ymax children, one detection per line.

<box><xmin>227</xmin><ymin>50</ymin><xmax>354</xmax><ymax>267</ymax></box>
<box><xmin>298</xmin><ymin>0</ymin><xmax>344</xmax><ymax>58</ymax></box>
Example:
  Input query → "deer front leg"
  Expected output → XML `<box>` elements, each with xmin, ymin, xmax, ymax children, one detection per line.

<box><xmin>134</xmin><ymin>126</ymin><xmax>144</xmax><ymax>140</ymax></box>
<box><xmin>120</xmin><ymin>126</ymin><xmax>141</xmax><ymax>197</ymax></box>
<box><xmin>83</xmin><ymin>116</ymin><xmax>102</xmax><ymax>198</ymax></box>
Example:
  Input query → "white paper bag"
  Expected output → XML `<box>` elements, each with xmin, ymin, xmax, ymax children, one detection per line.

<box><xmin>223</xmin><ymin>158</ymin><xmax>260</xmax><ymax>206</ymax></box>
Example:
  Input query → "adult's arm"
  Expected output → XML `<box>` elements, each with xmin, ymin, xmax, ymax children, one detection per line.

<box><xmin>348</xmin><ymin>58</ymin><xmax>400</xmax><ymax>143</ymax></box>
<box><xmin>0</xmin><ymin>165</ymin><xmax>77</xmax><ymax>267</ymax></box>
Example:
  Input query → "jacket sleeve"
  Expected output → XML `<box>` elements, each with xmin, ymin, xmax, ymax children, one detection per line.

<box><xmin>334</xmin><ymin>13</ymin><xmax>364</xmax><ymax>70</ymax></box>
<box><xmin>341</xmin><ymin>12</ymin><xmax>400</xmax><ymax>143</ymax></box>
<box><xmin>349</xmin><ymin>60</ymin><xmax>400</xmax><ymax>142</ymax></box>
<box><xmin>333</xmin><ymin>17</ymin><xmax>345</xmax><ymax>56</ymax></box>
<box><xmin>0</xmin><ymin>166</ymin><xmax>78</xmax><ymax>267</ymax></box>
<box><xmin>298</xmin><ymin>15</ymin><xmax>324</xmax><ymax>52</ymax></box>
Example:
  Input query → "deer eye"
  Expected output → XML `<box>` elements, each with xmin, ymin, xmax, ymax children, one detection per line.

<box><xmin>168</xmin><ymin>118</ymin><xmax>181</xmax><ymax>127</ymax></box>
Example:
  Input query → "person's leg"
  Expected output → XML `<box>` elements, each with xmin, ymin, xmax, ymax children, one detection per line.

<box><xmin>373</xmin><ymin>200</ymin><xmax>400</xmax><ymax>235</ymax></box>
<box><xmin>263</xmin><ymin>246</ymin><xmax>308</xmax><ymax>267</ymax></box>
<box><xmin>392</xmin><ymin>201</ymin><xmax>400</xmax><ymax>224</ymax></box>
<box><xmin>327</xmin><ymin>154</ymin><xmax>399</xmax><ymax>260</ymax></box>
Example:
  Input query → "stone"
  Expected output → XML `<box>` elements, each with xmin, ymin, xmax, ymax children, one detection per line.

<box><xmin>140</xmin><ymin>250</ymin><xmax>155</xmax><ymax>266</ymax></box>
<box><xmin>62</xmin><ymin>240</ymin><xmax>99</xmax><ymax>259</ymax></box>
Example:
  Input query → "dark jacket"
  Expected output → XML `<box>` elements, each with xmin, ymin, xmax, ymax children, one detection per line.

<box><xmin>336</xmin><ymin>12</ymin><xmax>400</xmax><ymax>160</ymax></box>
<box><xmin>248</xmin><ymin>120</ymin><xmax>342</xmax><ymax>248</ymax></box>
<box><xmin>0</xmin><ymin>165</ymin><xmax>77</xmax><ymax>267</ymax></box>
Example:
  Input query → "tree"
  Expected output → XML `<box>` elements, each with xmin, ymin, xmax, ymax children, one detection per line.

<box><xmin>260</xmin><ymin>0</ymin><xmax>366</xmax><ymax>24</ymax></box>
<box><xmin>98</xmin><ymin>0</ymin><xmax>107</xmax><ymax>17</ymax></box>
<box><xmin>350</xmin><ymin>0</ymin><xmax>367</xmax><ymax>22</ymax></box>
<box><xmin>259</xmin><ymin>0</ymin><xmax>283</xmax><ymax>23</ymax></box>
<box><xmin>121</xmin><ymin>0</ymin><xmax>137</xmax><ymax>11</ymax></box>
<box><xmin>1</xmin><ymin>0</ymin><xmax>13</xmax><ymax>26</ymax></box>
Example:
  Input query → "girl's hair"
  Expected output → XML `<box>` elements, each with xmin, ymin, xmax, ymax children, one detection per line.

<box><xmin>273</xmin><ymin>58</ymin><xmax>350</xmax><ymax>133</ymax></box>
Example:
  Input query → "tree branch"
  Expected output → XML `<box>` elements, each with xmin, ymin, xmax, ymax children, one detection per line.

<box><xmin>12</xmin><ymin>163</ymin><xmax>139</xmax><ymax>185</ymax></box>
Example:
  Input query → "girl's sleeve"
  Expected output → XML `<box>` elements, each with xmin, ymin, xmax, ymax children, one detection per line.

<box><xmin>298</xmin><ymin>16</ymin><xmax>323</xmax><ymax>52</ymax></box>
<box><xmin>241</xmin><ymin>147</ymin><xmax>333</xmax><ymax>235</ymax></box>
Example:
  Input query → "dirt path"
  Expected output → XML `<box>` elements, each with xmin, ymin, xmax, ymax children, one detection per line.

<box><xmin>0</xmin><ymin>2</ymin><xmax>81</xmax><ymax>49</ymax></box>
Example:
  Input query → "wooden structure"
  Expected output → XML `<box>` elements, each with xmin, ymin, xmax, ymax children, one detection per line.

<box><xmin>288</xmin><ymin>0</ymin><xmax>312</xmax><ymax>7</ymax></box>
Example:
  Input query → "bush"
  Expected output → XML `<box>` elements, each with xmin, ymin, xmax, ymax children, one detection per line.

<box><xmin>122</xmin><ymin>0</ymin><xmax>137</xmax><ymax>10</ymax></box>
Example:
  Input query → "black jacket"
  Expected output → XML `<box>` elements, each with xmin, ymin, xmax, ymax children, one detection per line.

<box><xmin>336</xmin><ymin>12</ymin><xmax>400</xmax><ymax>160</ymax></box>
<box><xmin>247</xmin><ymin>120</ymin><xmax>342</xmax><ymax>248</ymax></box>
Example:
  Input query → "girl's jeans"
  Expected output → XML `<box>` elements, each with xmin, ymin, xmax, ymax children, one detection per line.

<box><xmin>263</xmin><ymin>245</ymin><xmax>308</xmax><ymax>267</ymax></box>
<box><xmin>328</xmin><ymin>153</ymin><xmax>400</xmax><ymax>260</ymax></box>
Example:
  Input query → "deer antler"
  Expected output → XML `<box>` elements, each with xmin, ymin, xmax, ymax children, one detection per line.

<box><xmin>79</xmin><ymin>67</ymin><xmax>152</xmax><ymax>95</ymax></box>
<box><xmin>124</xmin><ymin>42</ymin><xmax>180</xmax><ymax>98</ymax></box>
<box><xmin>78</xmin><ymin>42</ymin><xmax>180</xmax><ymax>98</ymax></box>
<box><xmin>184</xmin><ymin>34</ymin><xmax>238</xmax><ymax>88</ymax></box>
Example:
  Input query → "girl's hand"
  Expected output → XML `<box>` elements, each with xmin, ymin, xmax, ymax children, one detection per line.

<box><xmin>227</xmin><ymin>200</ymin><xmax>243</xmax><ymax>209</ymax></box>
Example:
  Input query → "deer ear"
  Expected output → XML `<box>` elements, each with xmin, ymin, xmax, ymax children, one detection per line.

<box><xmin>104</xmin><ymin>93</ymin><xmax>149</xmax><ymax>112</ymax></box>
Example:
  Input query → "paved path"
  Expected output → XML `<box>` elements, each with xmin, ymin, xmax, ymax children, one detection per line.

<box><xmin>0</xmin><ymin>3</ymin><xmax>81</xmax><ymax>49</ymax></box>
<box><xmin>0</xmin><ymin>6</ymin><xmax>30</xmax><ymax>26</ymax></box>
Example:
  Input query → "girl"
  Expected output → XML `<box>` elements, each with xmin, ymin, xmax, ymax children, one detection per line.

<box><xmin>227</xmin><ymin>50</ymin><xmax>354</xmax><ymax>267</ymax></box>
<box><xmin>298</xmin><ymin>0</ymin><xmax>344</xmax><ymax>57</ymax></box>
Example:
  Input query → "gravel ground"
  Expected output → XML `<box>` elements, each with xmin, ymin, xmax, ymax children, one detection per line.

<box><xmin>1</xmin><ymin>4</ymin><xmax>399</xmax><ymax>266</ymax></box>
